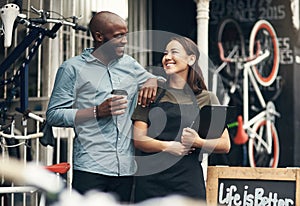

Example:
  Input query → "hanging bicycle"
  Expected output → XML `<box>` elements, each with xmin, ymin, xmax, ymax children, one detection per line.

<box><xmin>213</xmin><ymin>18</ymin><xmax>281</xmax><ymax>168</ymax></box>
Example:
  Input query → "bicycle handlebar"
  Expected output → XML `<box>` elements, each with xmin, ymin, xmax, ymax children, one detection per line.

<box><xmin>0</xmin><ymin>131</ymin><xmax>43</xmax><ymax>139</ymax></box>
<box><xmin>218</xmin><ymin>41</ymin><xmax>262</xmax><ymax>63</ymax></box>
<box><xmin>27</xmin><ymin>17</ymin><xmax>87</xmax><ymax>32</ymax></box>
<box><xmin>15</xmin><ymin>107</ymin><xmax>45</xmax><ymax>123</ymax></box>
<box><xmin>17</xmin><ymin>6</ymin><xmax>87</xmax><ymax>32</ymax></box>
<box><xmin>0</xmin><ymin>107</ymin><xmax>45</xmax><ymax>139</ymax></box>
<box><xmin>218</xmin><ymin>43</ymin><xmax>234</xmax><ymax>63</ymax></box>
<box><xmin>0</xmin><ymin>6</ymin><xmax>87</xmax><ymax>74</ymax></box>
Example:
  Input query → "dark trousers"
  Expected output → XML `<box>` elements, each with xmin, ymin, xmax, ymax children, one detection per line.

<box><xmin>72</xmin><ymin>170</ymin><xmax>133</xmax><ymax>203</ymax></box>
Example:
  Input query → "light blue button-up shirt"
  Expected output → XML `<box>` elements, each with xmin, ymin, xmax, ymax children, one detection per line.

<box><xmin>46</xmin><ymin>48</ymin><xmax>156</xmax><ymax>176</ymax></box>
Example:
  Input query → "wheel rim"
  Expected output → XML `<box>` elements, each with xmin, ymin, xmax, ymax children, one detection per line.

<box><xmin>249</xmin><ymin>20</ymin><xmax>279</xmax><ymax>86</ymax></box>
<box><xmin>248</xmin><ymin>120</ymin><xmax>279</xmax><ymax>167</ymax></box>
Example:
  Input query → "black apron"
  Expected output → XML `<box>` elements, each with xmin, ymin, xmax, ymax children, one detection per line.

<box><xmin>134</xmin><ymin>89</ymin><xmax>206</xmax><ymax>202</ymax></box>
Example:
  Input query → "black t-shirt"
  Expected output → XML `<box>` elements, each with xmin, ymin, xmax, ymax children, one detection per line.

<box><xmin>132</xmin><ymin>83</ymin><xmax>220</xmax><ymax>124</ymax></box>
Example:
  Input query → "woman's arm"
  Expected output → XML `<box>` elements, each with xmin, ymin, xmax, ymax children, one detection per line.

<box><xmin>133</xmin><ymin>121</ymin><xmax>192</xmax><ymax>156</ymax></box>
<box><xmin>181</xmin><ymin>127</ymin><xmax>231</xmax><ymax>154</ymax></box>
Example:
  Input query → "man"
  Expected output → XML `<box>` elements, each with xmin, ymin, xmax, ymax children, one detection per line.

<box><xmin>46</xmin><ymin>11</ymin><xmax>158</xmax><ymax>203</ymax></box>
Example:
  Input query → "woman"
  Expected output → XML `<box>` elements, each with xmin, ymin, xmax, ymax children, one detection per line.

<box><xmin>131</xmin><ymin>36</ymin><xmax>231</xmax><ymax>202</ymax></box>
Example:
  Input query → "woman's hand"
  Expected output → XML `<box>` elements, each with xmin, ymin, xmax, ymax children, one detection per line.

<box><xmin>162</xmin><ymin>141</ymin><xmax>193</xmax><ymax>156</ymax></box>
<box><xmin>181</xmin><ymin>127</ymin><xmax>231</xmax><ymax>153</ymax></box>
<box><xmin>181</xmin><ymin>127</ymin><xmax>202</xmax><ymax>148</ymax></box>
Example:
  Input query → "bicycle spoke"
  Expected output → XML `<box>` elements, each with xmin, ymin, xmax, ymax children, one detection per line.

<box><xmin>249</xmin><ymin>127</ymin><xmax>268</xmax><ymax>151</ymax></box>
<box><xmin>254</xmin><ymin>151</ymin><xmax>272</xmax><ymax>166</ymax></box>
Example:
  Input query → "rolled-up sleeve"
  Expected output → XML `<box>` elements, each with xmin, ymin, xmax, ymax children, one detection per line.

<box><xmin>46</xmin><ymin>64</ymin><xmax>78</xmax><ymax>127</ymax></box>
<box><xmin>131</xmin><ymin>105</ymin><xmax>150</xmax><ymax>124</ymax></box>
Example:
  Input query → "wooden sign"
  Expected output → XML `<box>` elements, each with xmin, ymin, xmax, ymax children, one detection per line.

<box><xmin>206</xmin><ymin>166</ymin><xmax>300</xmax><ymax>205</ymax></box>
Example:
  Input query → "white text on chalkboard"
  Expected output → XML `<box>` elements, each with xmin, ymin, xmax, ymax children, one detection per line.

<box><xmin>218</xmin><ymin>183</ymin><xmax>294</xmax><ymax>206</ymax></box>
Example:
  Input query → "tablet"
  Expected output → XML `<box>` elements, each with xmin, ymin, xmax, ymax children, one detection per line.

<box><xmin>197</xmin><ymin>105</ymin><xmax>235</xmax><ymax>139</ymax></box>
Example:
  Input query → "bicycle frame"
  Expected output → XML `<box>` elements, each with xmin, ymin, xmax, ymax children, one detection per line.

<box><xmin>242</xmin><ymin>108</ymin><xmax>271</xmax><ymax>153</ymax></box>
<box><xmin>0</xmin><ymin>22</ymin><xmax>63</xmax><ymax>112</ymax></box>
<box><xmin>243</xmin><ymin>50</ymin><xmax>278</xmax><ymax>155</ymax></box>
<box><xmin>212</xmin><ymin>45</ymin><xmax>239</xmax><ymax>95</ymax></box>
<box><xmin>242</xmin><ymin>50</ymin><xmax>270</xmax><ymax>121</ymax></box>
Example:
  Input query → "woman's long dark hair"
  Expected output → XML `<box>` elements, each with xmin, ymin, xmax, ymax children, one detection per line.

<box><xmin>170</xmin><ymin>36</ymin><xmax>207</xmax><ymax>95</ymax></box>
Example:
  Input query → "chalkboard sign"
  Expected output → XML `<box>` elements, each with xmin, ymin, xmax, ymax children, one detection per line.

<box><xmin>206</xmin><ymin>166</ymin><xmax>300</xmax><ymax>205</ymax></box>
<box><xmin>219</xmin><ymin>179</ymin><xmax>295</xmax><ymax>205</ymax></box>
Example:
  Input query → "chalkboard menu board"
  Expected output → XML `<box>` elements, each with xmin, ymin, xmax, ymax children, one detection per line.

<box><xmin>206</xmin><ymin>166</ymin><xmax>300</xmax><ymax>205</ymax></box>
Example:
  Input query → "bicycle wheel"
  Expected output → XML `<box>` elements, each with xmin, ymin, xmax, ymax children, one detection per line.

<box><xmin>249</xmin><ymin>20</ymin><xmax>280</xmax><ymax>87</ymax></box>
<box><xmin>217</xmin><ymin>18</ymin><xmax>245</xmax><ymax>105</ymax></box>
<box><xmin>248</xmin><ymin>118</ymin><xmax>280</xmax><ymax>168</ymax></box>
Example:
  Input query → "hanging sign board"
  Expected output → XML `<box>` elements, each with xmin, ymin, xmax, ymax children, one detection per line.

<box><xmin>206</xmin><ymin>166</ymin><xmax>300</xmax><ymax>205</ymax></box>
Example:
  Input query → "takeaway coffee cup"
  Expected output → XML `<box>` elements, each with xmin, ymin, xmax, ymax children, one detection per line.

<box><xmin>111</xmin><ymin>89</ymin><xmax>128</xmax><ymax>114</ymax></box>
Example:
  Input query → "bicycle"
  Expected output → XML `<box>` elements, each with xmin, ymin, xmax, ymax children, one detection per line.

<box><xmin>0</xmin><ymin>3</ymin><xmax>86</xmax><ymax>205</ymax></box>
<box><xmin>0</xmin><ymin>108</ymin><xmax>71</xmax><ymax>206</ymax></box>
<box><xmin>0</xmin><ymin>3</ymin><xmax>87</xmax><ymax>113</ymax></box>
<box><xmin>0</xmin><ymin>1</ymin><xmax>86</xmax><ymax>158</ymax></box>
<box><xmin>0</xmin><ymin>3</ymin><xmax>86</xmax><ymax>145</ymax></box>
<box><xmin>212</xmin><ymin>18</ymin><xmax>281</xmax><ymax>168</ymax></box>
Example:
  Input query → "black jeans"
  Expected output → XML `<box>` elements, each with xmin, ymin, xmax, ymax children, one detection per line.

<box><xmin>72</xmin><ymin>170</ymin><xmax>133</xmax><ymax>203</ymax></box>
